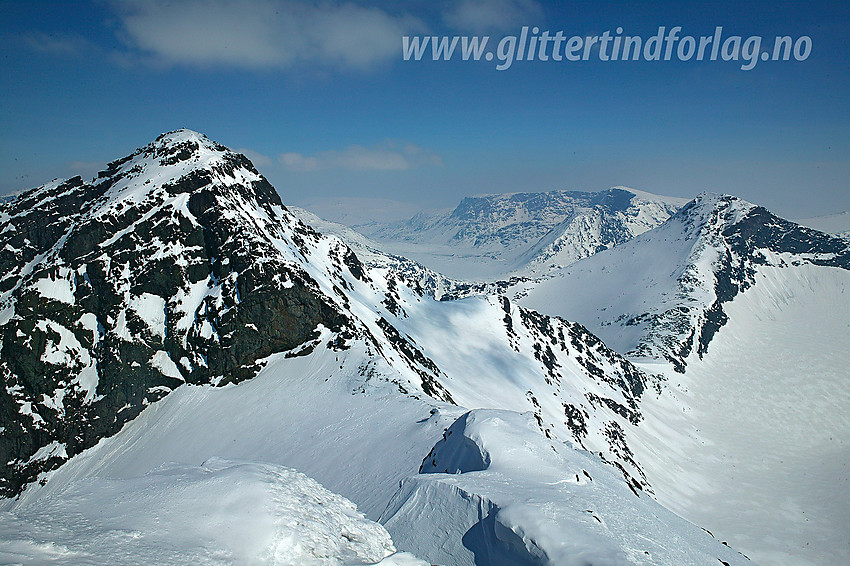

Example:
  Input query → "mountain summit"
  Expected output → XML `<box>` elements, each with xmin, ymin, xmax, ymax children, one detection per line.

<box><xmin>520</xmin><ymin>191</ymin><xmax>850</xmax><ymax>371</ymax></box>
<box><xmin>514</xmin><ymin>191</ymin><xmax>850</xmax><ymax>565</ymax></box>
<box><xmin>0</xmin><ymin>129</ymin><xmax>350</xmax><ymax>495</ymax></box>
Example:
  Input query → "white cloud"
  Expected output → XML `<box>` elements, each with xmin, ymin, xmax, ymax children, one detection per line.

<box><xmin>23</xmin><ymin>32</ymin><xmax>93</xmax><ymax>56</ymax></box>
<box><xmin>236</xmin><ymin>148</ymin><xmax>273</xmax><ymax>168</ymax></box>
<box><xmin>279</xmin><ymin>142</ymin><xmax>441</xmax><ymax>172</ymax></box>
<box><xmin>442</xmin><ymin>0</ymin><xmax>543</xmax><ymax>32</ymax></box>
<box><xmin>280</xmin><ymin>152</ymin><xmax>322</xmax><ymax>171</ymax></box>
<box><xmin>110</xmin><ymin>0</ymin><xmax>424</xmax><ymax>70</ymax></box>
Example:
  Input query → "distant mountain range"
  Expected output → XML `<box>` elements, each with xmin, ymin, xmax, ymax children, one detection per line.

<box><xmin>351</xmin><ymin>187</ymin><xmax>687</xmax><ymax>280</ymax></box>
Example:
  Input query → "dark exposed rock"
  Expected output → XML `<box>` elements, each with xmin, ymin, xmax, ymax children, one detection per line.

<box><xmin>0</xmin><ymin>131</ymin><xmax>349</xmax><ymax>497</ymax></box>
<box><xmin>375</xmin><ymin>317</ymin><xmax>454</xmax><ymax>404</ymax></box>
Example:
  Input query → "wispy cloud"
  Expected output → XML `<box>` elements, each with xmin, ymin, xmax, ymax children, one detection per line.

<box><xmin>279</xmin><ymin>142</ymin><xmax>441</xmax><ymax>172</ymax></box>
<box><xmin>442</xmin><ymin>0</ymin><xmax>543</xmax><ymax>32</ymax></box>
<box><xmin>15</xmin><ymin>2</ymin><xmax>540</xmax><ymax>70</ymax></box>
<box><xmin>22</xmin><ymin>32</ymin><xmax>94</xmax><ymax>56</ymax></box>
<box><xmin>236</xmin><ymin>148</ymin><xmax>273</xmax><ymax>168</ymax></box>
<box><xmin>110</xmin><ymin>0</ymin><xmax>424</xmax><ymax>70</ymax></box>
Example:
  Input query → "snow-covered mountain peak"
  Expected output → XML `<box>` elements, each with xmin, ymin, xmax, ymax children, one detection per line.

<box><xmin>678</xmin><ymin>192</ymin><xmax>756</xmax><ymax>232</ymax></box>
<box><xmin>673</xmin><ymin>191</ymin><xmax>849</xmax><ymax>272</ymax></box>
<box><xmin>152</xmin><ymin>127</ymin><xmax>222</xmax><ymax>148</ymax></box>
<box><xmin>521</xmin><ymin>190</ymin><xmax>850</xmax><ymax>372</ymax></box>
<box><xmin>2</xmin><ymin>131</ymin><xmax>784</xmax><ymax>565</ymax></box>
<box><xmin>85</xmin><ymin>129</ymin><xmax>276</xmax><ymax>220</ymax></box>
<box><xmin>0</xmin><ymin>131</ymin><xmax>339</xmax><ymax>495</ymax></box>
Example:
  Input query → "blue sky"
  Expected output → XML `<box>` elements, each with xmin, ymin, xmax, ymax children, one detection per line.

<box><xmin>1</xmin><ymin>0</ymin><xmax>848</xmax><ymax>219</ymax></box>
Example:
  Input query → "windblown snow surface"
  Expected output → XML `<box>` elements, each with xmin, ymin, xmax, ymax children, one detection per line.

<box><xmin>631</xmin><ymin>262</ymin><xmax>850</xmax><ymax>566</ymax></box>
<box><xmin>0</xmin><ymin>456</ymin><xmax>426</xmax><ymax>566</ymax></box>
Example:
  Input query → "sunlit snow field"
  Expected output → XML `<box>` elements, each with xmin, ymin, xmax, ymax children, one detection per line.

<box><xmin>633</xmin><ymin>263</ymin><xmax>850</xmax><ymax>566</ymax></box>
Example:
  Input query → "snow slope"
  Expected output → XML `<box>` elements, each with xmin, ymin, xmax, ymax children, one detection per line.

<box><xmin>631</xmin><ymin>262</ymin><xmax>850</xmax><ymax>566</ymax></box>
<box><xmin>517</xmin><ymin>193</ymin><xmax>850</xmax><ymax>566</ymax></box>
<box><xmin>518</xmin><ymin>193</ymin><xmax>849</xmax><ymax>371</ymax></box>
<box><xmin>383</xmin><ymin>409</ymin><xmax>749</xmax><ymax>566</ymax></box>
<box><xmin>2</xmin><ymin>338</ymin><xmax>748</xmax><ymax>566</ymax></box>
<box><xmin>0</xmin><ymin>457</ymin><xmax>426</xmax><ymax>566</ymax></box>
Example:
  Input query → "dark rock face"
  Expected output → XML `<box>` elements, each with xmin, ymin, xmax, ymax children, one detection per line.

<box><xmin>592</xmin><ymin>187</ymin><xmax>635</xmax><ymax>213</ymax></box>
<box><xmin>0</xmin><ymin>131</ymin><xmax>348</xmax><ymax>497</ymax></box>
<box><xmin>500</xmin><ymin>300</ymin><xmax>654</xmax><ymax>491</ymax></box>
<box><xmin>724</xmin><ymin>206</ymin><xmax>850</xmax><ymax>270</ymax></box>
<box><xmin>374</xmin><ymin>317</ymin><xmax>454</xmax><ymax>404</ymax></box>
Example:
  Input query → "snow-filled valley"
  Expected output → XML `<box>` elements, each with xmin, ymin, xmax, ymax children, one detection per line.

<box><xmin>1</xmin><ymin>129</ymin><xmax>847</xmax><ymax>566</ymax></box>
